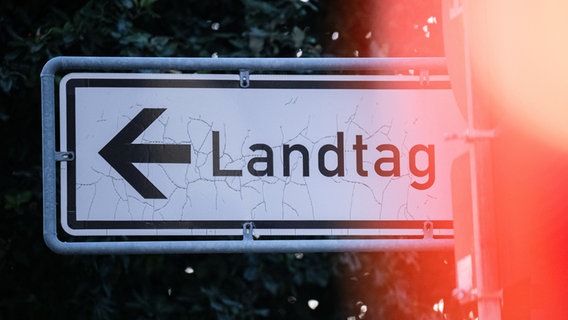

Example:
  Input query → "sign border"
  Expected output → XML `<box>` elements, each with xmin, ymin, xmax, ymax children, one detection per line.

<box><xmin>63</xmin><ymin>75</ymin><xmax>453</xmax><ymax>233</ymax></box>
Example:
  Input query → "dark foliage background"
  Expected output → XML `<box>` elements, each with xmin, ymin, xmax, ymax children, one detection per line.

<box><xmin>0</xmin><ymin>0</ymin><xmax>457</xmax><ymax>319</ymax></box>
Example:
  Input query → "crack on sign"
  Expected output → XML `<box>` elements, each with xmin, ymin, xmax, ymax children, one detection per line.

<box><xmin>241</xmin><ymin>129</ymin><xmax>286</xmax><ymax>220</ymax></box>
<box><xmin>249</xmin><ymin>182</ymin><xmax>267</xmax><ymax>219</ymax></box>
<box><xmin>99</xmin><ymin>167</ymin><xmax>125</xmax><ymax>212</ymax></box>
<box><xmin>342</xmin><ymin>103</ymin><xmax>409</xmax><ymax>222</ymax></box>
<box><xmin>340</xmin><ymin>105</ymin><xmax>394</xmax><ymax>220</ymax></box>
<box><xmin>139</xmin><ymin>112</ymin><xmax>183</xmax><ymax>222</ymax></box>
<box><xmin>282</xmin><ymin>201</ymin><xmax>299</xmax><ymax>217</ymax></box>
<box><xmin>211</xmin><ymin>124</ymin><xmax>248</xmax><ymax>211</ymax></box>
<box><xmin>89</xmin><ymin>164</ymin><xmax>156</xmax><ymax>221</ymax></box>
<box><xmin>181</xmin><ymin>116</ymin><xmax>213</xmax><ymax>219</ymax></box>
<box><xmin>342</xmin><ymin>177</ymin><xmax>383</xmax><ymax>219</ymax></box>
<box><xmin>280</xmin><ymin>175</ymin><xmax>314</xmax><ymax>220</ymax></box>
<box><xmin>76</xmin><ymin>179</ymin><xmax>99</xmax><ymax>221</ymax></box>
<box><xmin>396</xmin><ymin>174</ymin><xmax>415</xmax><ymax>220</ymax></box>
<box><xmin>283</xmin><ymin>96</ymin><xmax>299</xmax><ymax>106</ymax></box>
<box><xmin>278</xmin><ymin>122</ymin><xmax>316</xmax><ymax>220</ymax></box>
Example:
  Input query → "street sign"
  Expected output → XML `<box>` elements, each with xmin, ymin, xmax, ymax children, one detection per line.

<box><xmin>59</xmin><ymin>72</ymin><xmax>466</xmax><ymax>237</ymax></box>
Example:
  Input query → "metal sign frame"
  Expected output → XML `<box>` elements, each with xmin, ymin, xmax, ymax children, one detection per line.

<box><xmin>42</xmin><ymin>56</ymin><xmax>454</xmax><ymax>254</ymax></box>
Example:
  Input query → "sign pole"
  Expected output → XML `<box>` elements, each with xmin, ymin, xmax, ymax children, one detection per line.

<box><xmin>443</xmin><ymin>0</ymin><xmax>502</xmax><ymax>316</ymax></box>
<box><xmin>463</xmin><ymin>7</ymin><xmax>502</xmax><ymax>319</ymax></box>
<box><xmin>469</xmin><ymin>108</ymin><xmax>501</xmax><ymax>319</ymax></box>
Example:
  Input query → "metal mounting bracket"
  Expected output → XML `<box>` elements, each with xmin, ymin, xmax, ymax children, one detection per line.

<box><xmin>242</xmin><ymin>222</ymin><xmax>255</xmax><ymax>241</ymax></box>
<box><xmin>239</xmin><ymin>70</ymin><xmax>250</xmax><ymax>88</ymax></box>
<box><xmin>423</xmin><ymin>221</ymin><xmax>434</xmax><ymax>239</ymax></box>
<box><xmin>55</xmin><ymin>151</ymin><xmax>75</xmax><ymax>161</ymax></box>
<box><xmin>445</xmin><ymin>129</ymin><xmax>496</xmax><ymax>142</ymax></box>
<box><xmin>452</xmin><ymin>287</ymin><xmax>503</xmax><ymax>306</ymax></box>
<box><xmin>419</xmin><ymin>69</ymin><xmax>430</xmax><ymax>85</ymax></box>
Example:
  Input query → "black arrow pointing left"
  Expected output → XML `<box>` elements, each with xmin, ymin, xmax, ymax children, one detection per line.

<box><xmin>99</xmin><ymin>108</ymin><xmax>191</xmax><ymax>199</ymax></box>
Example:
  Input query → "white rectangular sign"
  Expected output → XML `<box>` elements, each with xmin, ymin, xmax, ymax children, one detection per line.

<box><xmin>60</xmin><ymin>73</ymin><xmax>466</xmax><ymax>237</ymax></box>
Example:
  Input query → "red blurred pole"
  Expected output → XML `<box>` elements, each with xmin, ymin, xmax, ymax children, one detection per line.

<box><xmin>469</xmin><ymin>90</ymin><xmax>502</xmax><ymax>319</ymax></box>
<box><xmin>466</xmin><ymin>23</ymin><xmax>502</xmax><ymax>320</ymax></box>
<box><xmin>443</xmin><ymin>0</ymin><xmax>502</xmax><ymax>318</ymax></box>
<box><xmin>448</xmin><ymin>1</ymin><xmax>568</xmax><ymax>318</ymax></box>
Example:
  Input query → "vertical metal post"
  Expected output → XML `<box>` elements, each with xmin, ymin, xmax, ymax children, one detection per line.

<box><xmin>469</xmin><ymin>116</ymin><xmax>501</xmax><ymax>319</ymax></box>
<box><xmin>41</xmin><ymin>70</ymin><xmax>59</xmax><ymax>251</ymax></box>
<box><xmin>462</xmin><ymin>9</ymin><xmax>502</xmax><ymax>318</ymax></box>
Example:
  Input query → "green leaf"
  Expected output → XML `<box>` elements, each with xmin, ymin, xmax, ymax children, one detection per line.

<box><xmin>262</xmin><ymin>276</ymin><xmax>279</xmax><ymax>295</ymax></box>
<box><xmin>0</xmin><ymin>77</ymin><xmax>13</xmax><ymax>93</ymax></box>
<box><xmin>291</xmin><ymin>26</ymin><xmax>305</xmax><ymax>48</ymax></box>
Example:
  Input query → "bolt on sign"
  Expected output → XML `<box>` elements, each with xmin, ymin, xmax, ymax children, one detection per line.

<box><xmin>58</xmin><ymin>72</ymin><xmax>466</xmax><ymax>238</ymax></box>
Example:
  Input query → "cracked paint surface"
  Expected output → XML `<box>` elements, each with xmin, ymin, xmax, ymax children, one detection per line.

<box><xmin>61</xmin><ymin>74</ymin><xmax>467</xmax><ymax>236</ymax></box>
